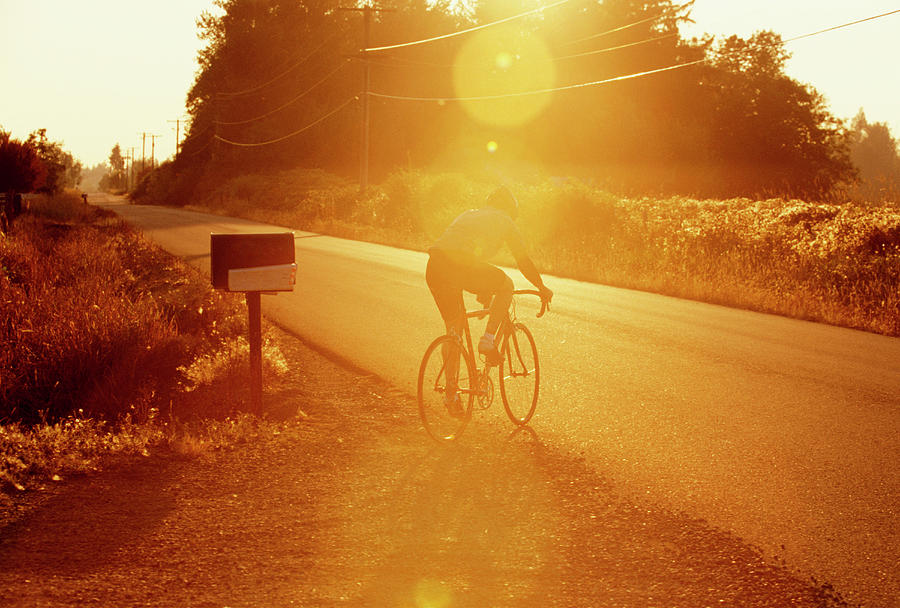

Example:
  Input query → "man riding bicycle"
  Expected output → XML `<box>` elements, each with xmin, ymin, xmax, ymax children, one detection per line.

<box><xmin>425</xmin><ymin>186</ymin><xmax>552</xmax><ymax>414</ymax></box>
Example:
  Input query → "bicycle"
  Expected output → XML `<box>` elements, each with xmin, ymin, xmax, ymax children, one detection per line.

<box><xmin>417</xmin><ymin>289</ymin><xmax>549</xmax><ymax>442</ymax></box>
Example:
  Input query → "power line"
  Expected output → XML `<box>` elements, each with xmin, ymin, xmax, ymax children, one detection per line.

<box><xmin>369</xmin><ymin>59</ymin><xmax>706</xmax><ymax>102</ymax></box>
<box><xmin>216</xmin><ymin>61</ymin><xmax>350</xmax><ymax>126</ymax></box>
<box><xmin>365</xmin><ymin>7</ymin><xmax>900</xmax><ymax>103</ymax></box>
<box><xmin>182</xmin><ymin>137</ymin><xmax>213</xmax><ymax>158</ymax></box>
<box><xmin>355</xmin><ymin>30</ymin><xmax>679</xmax><ymax>69</ymax></box>
<box><xmin>362</xmin><ymin>0</ymin><xmax>572</xmax><ymax>53</ymax></box>
<box><xmin>203</xmin><ymin>5</ymin><xmax>900</xmax><ymax>163</ymax></box>
<box><xmin>556</xmin><ymin>32</ymin><xmax>679</xmax><ymax>61</ymax></box>
<box><xmin>561</xmin><ymin>5</ymin><xmax>685</xmax><ymax>47</ymax></box>
<box><xmin>783</xmin><ymin>8</ymin><xmax>900</xmax><ymax>43</ymax></box>
<box><xmin>218</xmin><ymin>34</ymin><xmax>337</xmax><ymax>98</ymax></box>
<box><xmin>214</xmin><ymin>96</ymin><xmax>358</xmax><ymax>147</ymax></box>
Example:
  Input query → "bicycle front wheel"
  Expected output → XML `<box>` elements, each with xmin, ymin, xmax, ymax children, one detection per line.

<box><xmin>417</xmin><ymin>335</ymin><xmax>475</xmax><ymax>442</ymax></box>
<box><xmin>499</xmin><ymin>322</ymin><xmax>539</xmax><ymax>425</ymax></box>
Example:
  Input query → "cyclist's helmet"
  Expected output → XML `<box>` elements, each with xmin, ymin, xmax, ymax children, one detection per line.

<box><xmin>486</xmin><ymin>186</ymin><xmax>518</xmax><ymax>220</ymax></box>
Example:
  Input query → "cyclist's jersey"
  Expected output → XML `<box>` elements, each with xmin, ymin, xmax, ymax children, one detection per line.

<box><xmin>430</xmin><ymin>207</ymin><xmax>526</xmax><ymax>264</ymax></box>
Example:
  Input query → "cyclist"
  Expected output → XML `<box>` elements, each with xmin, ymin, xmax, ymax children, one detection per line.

<box><xmin>425</xmin><ymin>186</ymin><xmax>552</xmax><ymax>414</ymax></box>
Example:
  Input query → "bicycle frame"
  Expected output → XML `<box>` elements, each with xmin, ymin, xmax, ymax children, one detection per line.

<box><xmin>419</xmin><ymin>289</ymin><xmax>547</xmax><ymax>441</ymax></box>
<box><xmin>448</xmin><ymin>289</ymin><xmax>545</xmax><ymax>395</ymax></box>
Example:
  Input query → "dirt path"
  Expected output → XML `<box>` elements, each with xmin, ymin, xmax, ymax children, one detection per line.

<box><xmin>0</xmin><ymin>327</ymin><xmax>851</xmax><ymax>607</ymax></box>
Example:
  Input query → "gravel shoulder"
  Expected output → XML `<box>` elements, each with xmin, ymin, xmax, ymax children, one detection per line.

<box><xmin>0</xmin><ymin>324</ymin><xmax>852</xmax><ymax>607</ymax></box>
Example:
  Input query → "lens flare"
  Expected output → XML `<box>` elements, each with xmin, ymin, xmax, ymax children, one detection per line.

<box><xmin>453</xmin><ymin>25</ymin><xmax>555</xmax><ymax>128</ymax></box>
<box><xmin>495</xmin><ymin>51</ymin><xmax>515</xmax><ymax>70</ymax></box>
<box><xmin>414</xmin><ymin>579</ymin><xmax>452</xmax><ymax>608</ymax></box>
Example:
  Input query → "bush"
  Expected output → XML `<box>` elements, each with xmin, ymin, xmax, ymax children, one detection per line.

<box><xmin>0</xmin><ymin>204</ymin><xmax>246</xmax><ymax>424</ymax></box>
<box><xmin>130</xmin><ymin>161</ymin><xmax>200</xmax><ymax>207</ymax></box>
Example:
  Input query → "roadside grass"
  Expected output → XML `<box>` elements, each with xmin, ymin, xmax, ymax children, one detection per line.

<box><xmin>0</xmin><ymin>191</ymin><xmax>296</xmax><ymax>513</ymax></box>
<box><xmin>159</xmin><ymin>167</ymin><xmax>900</xmax><ymax>337</ymax></box>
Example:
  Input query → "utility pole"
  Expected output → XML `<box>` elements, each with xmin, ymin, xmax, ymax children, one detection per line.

<box><xmin>130</xmin><ymin>147</ymin><xmax>136</xmax><ymax>189</ymax></box>
<box><xmin>140</xmin><ymin>132</ymin><xmax>147</xmax><ymax>174</ymax></box>
<box><xmin>341</xmin><ymin>4</ymin><xmax>394</xmax><ymax>193</ymax></box>
<box><xmin>124</xmin><ymin>151</ymin><xmax>132</xmax><ymax>190</ymax></box>
<box><xmin>150</xmin><ymin>134</ymin><xmax>161</xmax><ymax>168</ymax></box>
<box><xmin>168</xmin><ymin>118</ymin><xmax>185</xmax><ymax>157</ymax></box>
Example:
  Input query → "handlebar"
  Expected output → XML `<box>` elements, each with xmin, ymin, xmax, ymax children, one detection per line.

<box><xmin>512</xmin><ymin>289</ymin><xmax>551</xmax><ymax>318</ymax></box>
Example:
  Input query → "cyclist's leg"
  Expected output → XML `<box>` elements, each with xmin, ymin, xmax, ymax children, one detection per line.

<box><xmin>426</xmin><ymin>252</ymin><xmax>466</xmax><ymax>398</ymax></box>
<box><xmin>485</xmin><ymin>273</ymin><xmax>513</xmax><ymax>336</ymax></box>
<box><xmin>462</xmin><ymin>263</ymin><xmax>511</xmax><ymax>334</ymax></box>
<box><xmin>460</xmin><ymin>263</ymin><xmax>511</xmax><ymax>364</ymax></box>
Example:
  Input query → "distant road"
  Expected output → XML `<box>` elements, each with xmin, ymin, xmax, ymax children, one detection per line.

<box><xmin>95</xmin><ymin>194</ymin><xmax>900</xmax><ymax>607</ymax></box>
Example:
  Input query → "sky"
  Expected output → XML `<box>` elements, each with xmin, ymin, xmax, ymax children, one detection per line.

<box><xmin>1</xmin><ymin>0</ymin><xmax>899</xmax><ymax>169</ymax></box>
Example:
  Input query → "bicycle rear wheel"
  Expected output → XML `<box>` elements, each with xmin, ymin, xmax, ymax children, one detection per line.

<box><xmin>418</xmin><ymin>335</ymin><xmax>475</xmax><ymax>442</ymax></box>
<box><xmin>499</xmin><ymin>322</ymin><xmax>539</xmax><ymax>425</ymax></box>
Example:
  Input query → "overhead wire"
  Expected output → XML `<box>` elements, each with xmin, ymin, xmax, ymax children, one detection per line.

<box><xmin>367</xmin><ymin>7</ymin><xmax>900</xmax><ymax>103</ymax></box>
<box><xmin>181</xmin><ymin>136</ymin><xmax>213</xmax><ymax>158</ymax></box>
<box><xmin>208</xmin><ymin>7</ymin><xmax>900</xmax><ymax>148</ymax></box>
<box><xmin>354</xmin><ymin>29</ymin><xmax>680</xmax><ymax>69</ymax></box>
<box><xmin>561</xmin><ymin>6</ymin><xmax>683</xmax><ymax>47</ymax></box>
<box><xmin>783</xmin><ymin>8</ymin><xmax>900</xmax><ymax>43</ymax></box>
<box><xmin>556</xmin><ymin>32</ymin><xmax>680</xmax><ymax>61</ymax></box>
<box><xmin>369</xmin><ymin>59</ymin><xmax>706</xmax><ymax>102</ymax></box>
<box><xmin>214</xmin><ymin>96</ymin><xmax>358</xmax><ymax>147</ymax></box>
<box><xmin>216</xmin><ymin>60</ymin><xmax>351</xmax><ymax>126</ymax></box>
<box><xmin>218</xmin><ymin>34</ymin><xmax>337</xmax><ymax>98</ymax></box>
<box><xmin>362</xmin><ymin>0</ymin><xmax>572</xmax><ymax>53</ymax></box>
<box><xmin>354</xmin><ymin>2</ymin><xmax>689</xmax><ymax>69</ymax></box>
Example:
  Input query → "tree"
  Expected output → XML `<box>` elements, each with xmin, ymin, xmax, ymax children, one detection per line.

<box><xmin>109</xmin><ymin>144</ymin><xmax>126</xmax><ymax>190</ymax></box>
<box><xmin>849</xmin><ymin>110</ymin><xmax>900</xmax><ymax>201</ymax></box>
<box><xmin>170</xmin><ymin>0</ymin><xmax>857</xmax><ymax>199</ymax></box>
<box><xmin>0</xmin><ymin>130</ymin><xmax>47</xmax><ymax>192</ymax></box>
<box><xmin>26</xmin><ymin>129</ymin><xmax>82</xmax><ymax>194</ymax></box>
<box><xmin>699</xmin><ymin>31</ymin><xmax>855</xmax><ymax>198</ymax></box>
<box><xmin>81</xmin><ymin>163</ymin><xmax>109</xmax><ymax>192</ymax></box>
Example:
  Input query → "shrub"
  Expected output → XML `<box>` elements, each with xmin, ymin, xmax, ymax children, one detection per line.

<box><xmin>0</xmin><ymin>204</ymin><xmax>247</xmax><ymax>424</ymax></box>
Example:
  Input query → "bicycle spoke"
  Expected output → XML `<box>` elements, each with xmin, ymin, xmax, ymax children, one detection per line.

<box><xmin>418</xmin><ymin>335</ymin><xmax>474</xmax><ymax>441</ymax></box>
<box><xmin>499</xmin><ymin>323</ymin><xmax>539</xmax><ymax>426</ymax></box>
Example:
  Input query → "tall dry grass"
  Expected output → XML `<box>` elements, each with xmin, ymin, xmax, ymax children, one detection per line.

<box><xmin>0</xmin><ymin>191</ymin><xmax>303</xmax><ymax>423</ymax></box>
<box><xmin>1</xmin><ymin>191</ymin><xmax>296</xmax><ymax>506</ymax></box>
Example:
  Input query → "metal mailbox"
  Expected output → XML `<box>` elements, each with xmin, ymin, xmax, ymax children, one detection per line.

<box><xmin>210</xmin><ymin>232</ymin><xmax>296</xmax><ymax>292</ymax></box>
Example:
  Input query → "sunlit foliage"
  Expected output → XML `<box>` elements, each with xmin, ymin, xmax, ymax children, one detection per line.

<box><xmin>175</xmin><ymin>0</ymin><xmax>858</xmax><ymax>199</ymax></box>
<box><xmin>848</xmin><ymin>111</ymin><xmax>900</xmax><ymax>203</ymax></box>
<box><xmin>161</xmin><ymin>168</ymin><xmax>900</xmax><ymax>337</ymax></box>
<box><xmin>0</xmin><ymin>130</ymin><xmax>47</xmax><ymax>193</ymax></box>
<box><xmin>0</xmin><ymin>194</ymin><xmax>247</xmax><ymax>424</ymax></box>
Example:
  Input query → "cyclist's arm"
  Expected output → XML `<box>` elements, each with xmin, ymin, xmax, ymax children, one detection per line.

<box><xmin>515</xmin><ymin>254</ymin><xmax>553</xmax><ymax>304</ymax></box>
<box><xmin>515</xmin><ymin>254</ymin><xmax>545</xmax><ymax>291</ymax></box>
<box><xmin>505</xmin><ymin>219</ymin><xmax>552</xmax><ymax>301</ymax></box>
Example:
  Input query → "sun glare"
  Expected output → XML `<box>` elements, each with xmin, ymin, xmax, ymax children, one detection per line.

<box><xmin>452</xmin><ymin>24</ymin><xmax>555</xmax><ymax>128</ymax></box>
<box><xmin>414</xmin><ymin>579</ymin><xmax>453</xmax><ymax>608</ymax></box>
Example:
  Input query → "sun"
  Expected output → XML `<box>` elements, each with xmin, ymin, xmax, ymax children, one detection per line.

<box><xmin>452</xmin><ymin>24</ymin><xmax>556</xmax><ymax>128</ymax></box>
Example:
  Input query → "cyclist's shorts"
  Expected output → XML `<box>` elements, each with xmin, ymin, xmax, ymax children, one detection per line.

<box><xmin>426</xmin><ymin>248</ymin><xmax>509</xmax><ymax>323</ymax></box>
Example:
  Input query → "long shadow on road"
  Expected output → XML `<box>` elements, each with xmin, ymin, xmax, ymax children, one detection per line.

<box><xmin>0</xmin><ymin>324</ymin><xmax>853</xmax><ymax>608</ymax></box>
<box><xmin>340</xmin><ymin>412</ymin><xmax>850</xmax><ymax>608</ymax></box>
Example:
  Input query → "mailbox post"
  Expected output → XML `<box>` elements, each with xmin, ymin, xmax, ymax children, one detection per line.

<box><xmin>210</xmin><ymin>232</ymin><xmax>296</xmax><ymax>414</ymax></box>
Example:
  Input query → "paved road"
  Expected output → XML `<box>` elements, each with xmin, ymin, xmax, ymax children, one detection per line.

<box><xmin>95</xmin><ymin>194</ymin><xmax>899</xmax><ymax>607</ymax></box>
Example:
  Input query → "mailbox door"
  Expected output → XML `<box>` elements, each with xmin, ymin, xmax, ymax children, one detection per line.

<box><xmin>210</xmin><ymin>232</ymin><xmax>295</xmax><ymax>290</ymax></box>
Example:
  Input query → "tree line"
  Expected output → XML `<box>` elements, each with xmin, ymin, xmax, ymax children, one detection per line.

<box><xmin>0</xmin><ymin>128</ymin><xmax>82</xmax><ymax>195</ymax></box>
<box><xmin>163</xmin><ymin>0</ymin><xmax>898</xmax><ymax>200</ymax></box>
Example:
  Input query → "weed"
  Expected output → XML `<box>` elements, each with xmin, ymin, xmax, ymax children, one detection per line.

<box><xmin>1</xmin><ymin>191</ymin><xmax>300</xmax><ymax>511</ymax></box>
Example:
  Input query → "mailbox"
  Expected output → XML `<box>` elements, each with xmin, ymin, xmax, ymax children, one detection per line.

<box><xmin>210</xmin><ymin>232</ymin><xmax>296</xmax><ymax>292</ymax></box>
